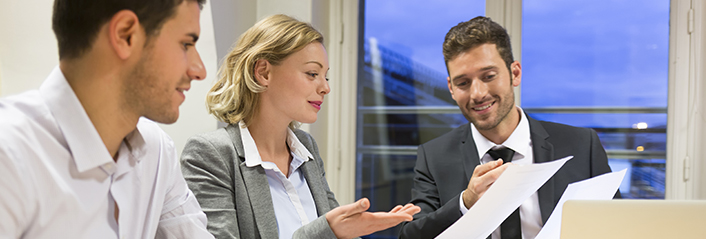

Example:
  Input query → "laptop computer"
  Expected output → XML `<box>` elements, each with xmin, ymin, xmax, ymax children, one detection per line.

<box><xmin>560</xmin><ymin>199</ymin><xmax>706</xmax><ymax>239</ymax></box>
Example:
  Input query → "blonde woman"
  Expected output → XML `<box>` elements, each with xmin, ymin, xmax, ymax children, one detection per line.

<box><xmin>180</xmin><ymin>14</ymin><xmax>420</xmax><ymax>239</ymax></box>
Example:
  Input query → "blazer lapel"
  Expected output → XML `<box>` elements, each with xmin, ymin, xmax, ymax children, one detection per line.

<box><xmin>226</xmin><ymin>125</ymin><xmax>279</xmax><ymax>239</ymax></box>
<box><xmin>300</xmin><ymin>159</ymin><xmax>330</xmax><ymax>216</ymax></box>
<box><xmin>527</xmin><ymin>115</ymin><xmax>555</xmax><ymax>224</ymax></box>
<box><xmin>458</xmin><ymin>124</ymin><xmax>481</xmax><ymax>181</ymax></box>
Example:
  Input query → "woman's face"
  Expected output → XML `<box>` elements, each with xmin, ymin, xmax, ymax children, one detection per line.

<box><xmin>262</xmin><ymin>42</ymin><xmax>330</xmax><ymax>124</ymax></box>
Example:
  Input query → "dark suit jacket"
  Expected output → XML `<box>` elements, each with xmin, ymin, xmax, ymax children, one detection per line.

<box><xmin>398</xmin><ymin>114</ymin><xmax>614</xmax><ymax>239</ymax></box>
<box><xmin>180</xmin><ymin>125</ymin><xmax>340</xmax><ymax>239</ymax></box>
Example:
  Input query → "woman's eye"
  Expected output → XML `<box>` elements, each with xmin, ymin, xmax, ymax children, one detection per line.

<box><xmin>307</xmin><ymin>72</ymin><xmax>319</xmax><ymax>78</ymax></box>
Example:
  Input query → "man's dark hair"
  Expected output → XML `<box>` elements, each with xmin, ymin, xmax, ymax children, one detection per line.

<box><xmin>443</xmin><ymin>16</ymin><xmax>514</xmax><ymax>74</ymax></box>
<box><xmin>52</xmin><ymin>0</ymin><xmax>206</xmax><ymax>60</ymax></box>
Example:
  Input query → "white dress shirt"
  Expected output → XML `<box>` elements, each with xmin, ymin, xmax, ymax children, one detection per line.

<box><xmin>0</xmin><ymin>67</ymin><xmax>213</xmax><ymax>239</ymax></box>
<box><xmin>239</xmin><ymin>121</ymin><xmax>319</xmax><ymax>239</ymax></box>
<box><xmin>459</xmin><ymin>107</ymin><xmax>543</xmax><ymax>239</ymax></box>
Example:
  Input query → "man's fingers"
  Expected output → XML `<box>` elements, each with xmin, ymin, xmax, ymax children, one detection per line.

<box><xmin>471</xmin><ymin>159</ymin><xmax>504</xmax><ymax>178</ymax></box>
<box><xmin>464</xmin><ymin>163</ymin><xmax>512</xmax><ymax>208</ymax></box>
<box><xmin>473</xmin><ymin>163</ymin><xmax>511</xmax><ymax>191</ymax></box>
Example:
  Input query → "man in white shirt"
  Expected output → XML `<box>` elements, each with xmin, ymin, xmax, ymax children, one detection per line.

<box><xmin>0</xmin><ymin>0</ymin><xmax>214</xmax><ymax>238</ymax></box>
<box><xmin>399</xmin><ymin>16</ymin><xmax>616</xmax><ymax>239</ymax></box>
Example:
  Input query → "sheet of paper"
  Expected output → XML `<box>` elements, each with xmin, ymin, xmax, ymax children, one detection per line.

<box><xmin>534</xmin><ymin>169</ymin><xmax>626</xmax><ymax>239</ymax></box>
<box><xmin>436</xmin><ymin>156</ymin><xmax>573</xmax><ymax>239</ymax></box>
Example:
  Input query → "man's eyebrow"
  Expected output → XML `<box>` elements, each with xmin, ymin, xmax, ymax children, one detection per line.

<box><xmin>451</xmin><ymin>66</ymin><xmax>499</xmax><ymax>81</ymax></box>
<box><xmin>305</xmin><ymin>61</ymin><xmax>323</xmax><ymax>68</ymax></box>
<box><xmin>480</xmin><ymin>66</ymin><xmax>497</xmax><ymax>71</ymax></box>
<box><xmin>188</xmin><ymin>33</ymin><xmax>199</xmax><ymax>42</ymax></box>
<box><xmin>451</xmin><ymin>74</ymin><xmax>467</xmax><ymax>82</ymax></box>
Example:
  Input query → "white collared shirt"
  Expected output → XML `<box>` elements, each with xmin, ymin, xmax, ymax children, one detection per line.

<box><xmin>239</xmin><ymin>121</ymin><xmax>319</xmax><ymax>239</ymax></box>
<box><xmin>459</xmin><ymin>107</ymin><xmax>543</xmax><ymax>239</ymax></box>
<box><xmin>0</xmin><ymin>67</ymin><xmax>213</xmax><ymax>239</ymax></box>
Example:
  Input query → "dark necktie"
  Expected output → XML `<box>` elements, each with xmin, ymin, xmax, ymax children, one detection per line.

<box><xmin>487</xmin><ymin>147</ymin><xmax>522</xmax><ymax>239</ymax></box>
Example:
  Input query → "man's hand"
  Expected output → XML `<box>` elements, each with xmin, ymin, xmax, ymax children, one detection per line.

<box><xmin>325</xmin><ymin>198</ymin><xmax>421</xmax><ymax>239</ymax></box>
<box><xmin>462</xmin><ymin>159</ymin><xmax>511</xmax><ymax>209</ymax></box>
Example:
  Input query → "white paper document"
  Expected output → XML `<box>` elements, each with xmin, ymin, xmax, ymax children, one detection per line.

<box><xmin>436</xmin><ymin>156</ymin><xmax>573</xmax><ymax>239</ymax></box>
<box><xmin>533</xmin><ymin>169</ymin><xmax>626</xmax><ymax>239</ymax></box>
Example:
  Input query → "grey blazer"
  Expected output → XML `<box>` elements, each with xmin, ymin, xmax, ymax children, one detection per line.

<box><xmin>181</xmin><ymin>124</ymin><xmax>339</xmax><ymax>239</ymax></box>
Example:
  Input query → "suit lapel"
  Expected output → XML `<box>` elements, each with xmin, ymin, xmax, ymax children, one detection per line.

<box><xmin>459</xmin><ymin>124</ymin><xmax>481</xmax><ymax>181</ymax></box>
<box><xmin>527</xmin><ymin>115</ymin><xmax>555</xmax><ymax>224</ymax></box>
<box><xmin>226</xmin><ymin>125</ymin><xmax>279</xmax><ymax>239</ymax></box>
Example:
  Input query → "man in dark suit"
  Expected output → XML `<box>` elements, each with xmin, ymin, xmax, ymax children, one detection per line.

<box><xmin>398</xmin><ymin>16</ymin><xmax>615</xmax><ymax>239</ymax></box>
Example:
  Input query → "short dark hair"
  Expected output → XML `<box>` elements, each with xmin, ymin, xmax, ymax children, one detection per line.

<box><xmin>443</xmin><ymin>16</ymin><xmax>514</xmax><ymax>73</ymax></box>
<box><xmin>52</xmin><ymin>0</ymin><xmax>206</xmax><ymax>60</ymax></box>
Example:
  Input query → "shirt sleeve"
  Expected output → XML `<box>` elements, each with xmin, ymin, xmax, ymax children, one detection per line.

<box><xmin>155</xmin><ymin>138</ymin><xmax>214</xmax><ymax>239</ymax></box>
<box><xmin>0</xmin><ymin>146</ymin><xmax>33</xmax><ymax>238</ymax></box>
<box><xmin>459</xmin><ymin>190</ymin><xmax>469</xmax><ymax>215</ymax></box>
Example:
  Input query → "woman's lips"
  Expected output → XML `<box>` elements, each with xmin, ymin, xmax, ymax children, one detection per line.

<box><xmin>309</xmin><ymin>101</ymin><xmax>322</xmax><ymax>110</ymax></box>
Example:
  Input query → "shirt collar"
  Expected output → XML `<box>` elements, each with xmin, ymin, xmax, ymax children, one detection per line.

<box><xmin>471</xmin><ymin>106</ymin><xmax>531</xmax><ymax>160</ymax></box>
<box><xmin>240</xmin><ymin>121</ymin><xmax>313</xmax><ymax>169</ymax></box>
<box><xmin>39</xmin><ymin>66</ymin><xmax>146</xmax><ymax>173</ymax></box>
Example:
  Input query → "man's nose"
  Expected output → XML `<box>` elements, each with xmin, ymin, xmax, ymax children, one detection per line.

<box><xmin>187</xmin><ymin>50</ymin><xmax>206</xmax><ymax>81</ymax></box>
<box><xmin>469</xmin><ymin>79</ymin><xmax>488</xmax><ymax>102</ymax></box>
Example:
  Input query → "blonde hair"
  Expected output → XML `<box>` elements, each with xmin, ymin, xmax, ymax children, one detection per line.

<box><xmin>206</xmin><ymin>14</ymin><xmax>324</xmax><ymax>127</ymax></box>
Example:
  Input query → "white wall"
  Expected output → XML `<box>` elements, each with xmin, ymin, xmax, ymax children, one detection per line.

<box><xmin>0</xmin><ymin>1</ymin><xmax>219</xmax><ymax>156</ymax></box>
<box><xmin>0</xmin><ymin>0</ymin><xmax>58</xmax><ymax>96</ymax></box>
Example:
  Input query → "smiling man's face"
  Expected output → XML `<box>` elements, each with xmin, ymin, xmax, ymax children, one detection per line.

<box><xmin>446</xmin><ymin>43</ymin><xmax>521</xmax><ymax>133</ymax></box>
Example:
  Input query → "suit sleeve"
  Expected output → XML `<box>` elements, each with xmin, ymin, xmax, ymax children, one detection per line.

<box><xmin>588</xmin><ymin>129</ymin><xmax>622</xmax><ymax>198</ymax></box>
<box><xmin>399</xmin><ymin>145</ymin><xmax>464</xmax><ymax>239</ymax></box>
<box><xmin>181</xmin><ymin>135</ymin><xmax>240</xmax><ymax>239</ymax></box>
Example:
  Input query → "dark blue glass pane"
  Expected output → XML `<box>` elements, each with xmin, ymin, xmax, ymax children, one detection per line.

<box><xmin>362</xmin><ymin>0</ymin><xmax>485</xmax><ymax>107</ymax></box>
<box><xmin>361</xmin><ymin>113</ymin><xmax>466</xmax><ymax>146</ymax></box>
<box><xmin>365</xmin><ymin>0</ymin><xmax>485</xmax><ymax>77</ymax></box>
<box><xmin>357</xmin><ymin>153</ymin><xmax>417</xmax><ymax>239</ymax></box>
<box><xmin>521</xmin><ymin>0</ymin><xmax>669</xmax><ymax>108</ymax></box>
<box><xmin>609</xmin><ymin>159</ymin><xmax>666</xmax><ymax>199</ymax></box>
<box><xmin>522</xmin><ymin>0</ymin><xmax>669</xmax><ymax>200</ymax></box>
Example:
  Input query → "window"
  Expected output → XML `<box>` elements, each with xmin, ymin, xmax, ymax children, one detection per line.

<box><xmin>522</xmin><ymin>0</ymin><xmax>669</xmax><ymax>198</ymax></box>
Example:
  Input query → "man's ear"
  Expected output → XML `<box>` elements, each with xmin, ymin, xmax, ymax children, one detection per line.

<box><xmin>253</xmin><ymin>59</ymin><xmax>271</xmax><ymax>87</ymax></box>
<box><xmin>108</xmin><ymin>10</ymin><xmax>143</xmax><ymax>60</ymax></box>
<box><xmin>510</xmin><ymin>61</ymin><xmax>522</xmax><ymax>87</ymax></box>
<box><xmin>447</xmin><ymin>76</ymin><xmax>456</xmax><ymax>100</ymax></box>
